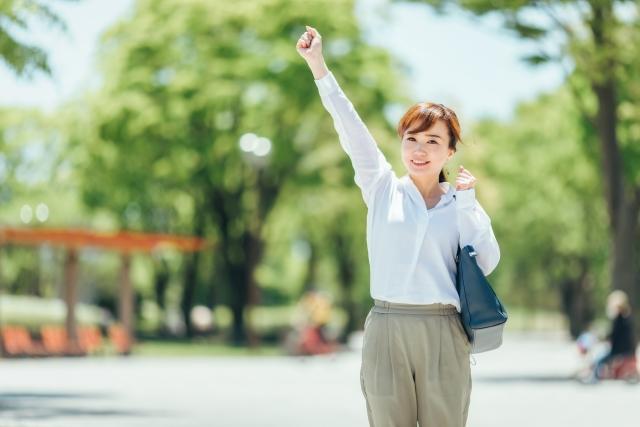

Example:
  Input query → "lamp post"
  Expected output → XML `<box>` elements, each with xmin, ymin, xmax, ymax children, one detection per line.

<box><xmin>238</xmin><ymin>133</ymin><xmax>271</xmax><ymax>347</ymax></box>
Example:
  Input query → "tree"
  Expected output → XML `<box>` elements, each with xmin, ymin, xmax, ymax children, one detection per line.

<box><xmin>401</xmin><ymin>0</ymin><xmax>640</xmax><ymax>335</ymax></box>
<box><xmin>0</xmin><ymin>107</ymin><xmax>95</xmax><ymax>301</ymax></box>
<box><xmin>467</xmin><ymin>86</ymin><xmax>609</xmax><ymax>336</ymax></box>
<box><xmin>0</xmin><ymin>0</ymin><xmax>76</xmax><ymax>76</ymax></box>
<box><xmin>75</xmin><ymin>0</ymin><xmax>406</xmax><ymax>344</ymax></box>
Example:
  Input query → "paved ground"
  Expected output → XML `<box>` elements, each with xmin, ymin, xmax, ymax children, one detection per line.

<box><xmin>0</xmin><ymin>332</ymin><xmax>638</xmax><ymax>427</ymax></box>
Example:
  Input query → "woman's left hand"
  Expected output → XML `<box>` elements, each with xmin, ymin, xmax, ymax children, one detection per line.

<box><xmin>455</xmin><ymin>165</ymin><xmax>477</xmax><ymax>191</ymax></box>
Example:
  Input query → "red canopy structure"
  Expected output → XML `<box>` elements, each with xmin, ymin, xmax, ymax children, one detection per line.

<box><xmin>0</xmin><ymin>227</ymin><xmax>208</xmax><ymax>354</ymax></box>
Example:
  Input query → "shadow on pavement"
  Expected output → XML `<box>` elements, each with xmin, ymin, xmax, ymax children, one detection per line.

<box><xmin>0</xmin><ymin>391</ymin><xmax>162</xmax><ymax>421</ymax></box>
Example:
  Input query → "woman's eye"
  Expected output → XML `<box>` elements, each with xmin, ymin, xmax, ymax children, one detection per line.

<box><xmin>406</xmin><ymin>137</ymin><xmax>437</xmax><ymax>144</ymax></box>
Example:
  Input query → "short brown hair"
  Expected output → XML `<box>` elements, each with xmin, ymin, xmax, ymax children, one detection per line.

<box><xmin>396</xmin><ymin>103</ymin><xmax>462</xmax><ymax>182</ymax></box>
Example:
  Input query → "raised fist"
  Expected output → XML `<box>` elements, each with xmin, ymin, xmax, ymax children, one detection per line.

<box><xmin>296</xmin><ymin>25</ymin><xmax>323</xmax><ymax>63</ymax></box>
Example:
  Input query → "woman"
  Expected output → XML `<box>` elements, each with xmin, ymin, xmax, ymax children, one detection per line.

<box><xmin>591</xmin><ymin>290</ymin><xmax>636</xmax><ymax>381</ymax></box>
<box><xmin>296</xmin><ymin>26</ymin><xmax>500</xmax><ymax>427</ymax></box>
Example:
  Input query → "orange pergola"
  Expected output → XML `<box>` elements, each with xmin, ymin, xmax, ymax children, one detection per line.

<box><xmin>0</xmin><ymin>227</ymin><xmax>207</xmax><ymax>353</ymax></box>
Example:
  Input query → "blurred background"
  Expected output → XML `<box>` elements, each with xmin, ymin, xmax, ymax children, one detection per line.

<box><xmin>0</xmin><ymin>0</ymin><xmax>638</xmax><ymax>426</ymax></box>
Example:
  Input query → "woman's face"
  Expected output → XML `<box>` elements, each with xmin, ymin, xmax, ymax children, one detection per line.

<box><xmin>401</xmin><ymin>119</ymin><xmax>454</xmax><ymax>178</ymax></box>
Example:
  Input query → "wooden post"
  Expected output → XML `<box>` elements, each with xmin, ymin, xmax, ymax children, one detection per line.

<box><xmin>64</xmin><ymin>248</ymin><xmax>79</xmax><ymax>346</ymax></box>
<box><xmin>0</xmin><ymin>246</ymin><xmax>4</xmax><ymax>357</ymax></box>
<box><xmin>118</xmin><ymin>252</ymin><xmax>133</xmax><ymax>353</ymax></box>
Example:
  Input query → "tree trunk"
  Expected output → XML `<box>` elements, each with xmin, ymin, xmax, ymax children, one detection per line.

<box><xmin>154</xmin><ymin>261</ymin><xmax>170</xmax><ymax>310</ymax></box>
<box><xmin>181</xmin><ymin>208</ymin><xmax>205</xmax><ymax>338</ymax></box>
<box><xmin>242</xmin><ymin>229</ymin><xmax>264</xmax><ymax>348</ymax></box>
<box><xmin>333</xmin><ymin>230</ymin><xmax>357</xmax><ymax>344</ymax></box>
<box><xmin>208</xmin><ymin>164</ymin><xmax>280</xmax><ymax>346</ymax></box>
<box><xmin>589</xmin><ymin>0</ymin><xmax>640</xmax><ymax>339</ymax></box>
<box><xmin>228</xmin><ymin>262</ymin><xmax>249</xmax><ymax>346</ymax></box>
<box><xmin>302</xmin><ymin>241</ymin><xmax>318</xmax><ymax>294</ymax></box>
<box><xmin>636</xmin><ymin>215</ymin><xmax>640</xmax><ymax>342</ymax></box>
<box><xmin>560</xmin><ymin>260</ymin><xmax>595</xmax><ymax>339</ymax></box>
<box><xmin>593</xmin><ymin>84</ymin><xmax>640</xmax><ymax>339</ymax></box>
<box><xmin>209</xmin><ymin>187</ymin><xmax>251</xmax><ymax>346</ymax></box>
<box><xmin>611</xmin><ymin>196</ymin><xmax>640</xmax><ymax>340</ymax></box>
<box><xmin>154</xmin><ymin>259</ymin><xmax>170</xmax><ymax>336</ymax></box>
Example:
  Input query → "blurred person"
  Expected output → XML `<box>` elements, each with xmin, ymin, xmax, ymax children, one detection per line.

<box><xmin>576</xmin><ymin>329</ymin><xmax>597</xmax><ymax>356</ymax></box>
<box><xmin>296</xmin><ymin>25</ymin><xmax>500</xmax><ymax>427</ymax></box>
<box><xmin>299</xmin><ymin>288</ymin><xmax>332</xmax><ymax>333</ymax></box>
<box><xmin>290</xmin><ymin>287</ymin><xmax>336</xmax><ymax>355</ymax></box>
<box><xmin>586</xmin><ymin>290</ymin><xmax>637</xmax><ymax>382</ymax></box>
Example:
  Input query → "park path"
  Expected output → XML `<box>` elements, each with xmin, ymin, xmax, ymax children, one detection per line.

<box><xmin>0</xmin><ymin>332</ymin><xmax>638</xmax><ymax>427</ymax></box>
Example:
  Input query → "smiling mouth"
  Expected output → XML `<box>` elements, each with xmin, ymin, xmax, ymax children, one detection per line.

<box><xmin>411</xmin><ymin>160</ymin><xmax>430</xmax><ymax>166</ymax></box>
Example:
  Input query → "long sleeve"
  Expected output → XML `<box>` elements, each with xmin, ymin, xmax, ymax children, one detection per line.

<box><xmin>456</xmin><ymin>189</ymin><xmax>500</xmax><ymax>276</ymax></box>
<box><xmin>314</xmin><ymin>71</ymin><xmax>392</xmax><ymax>207</ymax></box>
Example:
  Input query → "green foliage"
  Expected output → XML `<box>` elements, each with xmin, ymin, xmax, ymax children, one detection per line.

<box><xmin>70</xmin><ymin>0</ymin><xmax>407</xmax><ymax>336</ymax></box>
<box><xmin>0</xmin><ymin>294</ymin><xmax>107</xmax><ymax>329</ymax></box>
<box><xmin>465</xmin><ymin>86</ymin><xmax>609</xmax><ymax>309</ymax></box>
<box><xmin>0</xmin><ymin>107</ymin><xmax>93</xmax><ymax>229</ymax></box>
<box><xmin>401</xmin><ymin>0</ymin><xmax>640</xmax><ymax>338</ymax></box>
<box><xmin>0</xmin><ymin>0</ymin><xmax>76</xmax><ymax>76</ymax></box>
<box><xmin>402</xmin><ymin>0</ymin><xmax>640</xmax><ymax>189</ymax></box>
<box><xmin>5</xmin><ymin>0</ymin><xmax>635</xmax><ymax>338</ymax></box>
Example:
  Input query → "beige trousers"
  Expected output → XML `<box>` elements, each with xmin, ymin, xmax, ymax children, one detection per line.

<box><xmin>360</xmin><ymin>299</ymin><xmax>472</xmax><ymax>427</ymax></box>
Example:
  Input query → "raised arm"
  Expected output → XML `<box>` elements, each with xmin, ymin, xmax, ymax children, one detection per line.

<box><xmin>296</xmin><ymin>26</ymin><xmax>392</xmax><ymax>207</ymax></box>
<box><xmin>455</xmin><ymin>189</ymin><xmax>501</xmax><ymax>276</ymax></box>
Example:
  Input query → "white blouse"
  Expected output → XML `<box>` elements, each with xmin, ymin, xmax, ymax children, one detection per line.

<box><xmin>314</xmin><ymin>71</ymin><xmax>501</xmax><ymax>312</ymax></box>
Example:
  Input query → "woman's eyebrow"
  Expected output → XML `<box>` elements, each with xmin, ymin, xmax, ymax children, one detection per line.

<box><xmin>407</xmin><ymin>132</ymin><xmax>442</xmax><ymax>139</ymax></box>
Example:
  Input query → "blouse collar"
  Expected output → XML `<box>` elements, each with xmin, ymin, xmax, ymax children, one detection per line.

<box><xmin>401</xmin><ymin>174</ymin><xmax>456</xmax><ymax>209</ymax></box>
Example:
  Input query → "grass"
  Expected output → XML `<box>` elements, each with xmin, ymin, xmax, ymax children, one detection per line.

<box><xmin>502</xmin><ymin>307</ymin><xmax>568</xmax><ymax>332</ymax></box>
<box><xmin>0</xmin><ymin>294</ymin><xmax>106</xmax><ymax>329</ymax></box>
<box><xmin>132</xmin><ymin>338</ymin><xmax>285</xmax><ymax>357</ymax></box>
